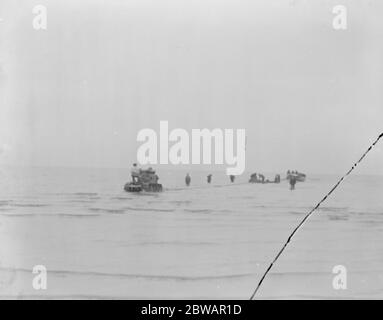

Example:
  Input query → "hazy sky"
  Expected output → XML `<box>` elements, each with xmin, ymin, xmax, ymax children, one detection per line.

<box><xmin>1</xmin><ymin>0</ymin><xmax>382</xmax><ymax>174</ymax></box>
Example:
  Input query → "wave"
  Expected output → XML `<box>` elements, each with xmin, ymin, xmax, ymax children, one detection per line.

<box><xmin>0</xmin><ymin>266</ymin><xmax>254</xmax><ymax>282</ymax></box>
<box><xmin>184</xmin><ymin>209</ymin><xmax>213</xmax><ymax>214</ymax></box>
<box><xmin>8</xmin><ymin>203</ymin><xmax>49</xmax><ymax>208</ymax></box>
<box><xmin>126</xmin><ymin>240</ymin><xmax>218</xmax><ymax>247</ymax></box>
<box><xmin>5</xmin><ymin>265</ymin><xmax>375</xmax><ymax>283</ymax></box>
<box><xmin>318</xmin><ymin>206</ymin><xmax>349</xmax><ymax>212</ymax></box>
<box><xmin>168</xmin><ymin>200</ymin><xmax>192</xmax><ymax>205</ymax></box>
<box><xmin>327</xmin><ymin>214</ymin><xmax>349</xmax><ymax>221</ymax></box>
<box><xmin>165</xmin><ymin>182</ymin><xmax>248</xmax><ymax>192</ymax></box>
<box><xmin>66</xmin><ymin>199</ymin><xmax>99</xmax><ymax>203</ymax></box>
<box><xmin>89</xmin><ymin>207</ymin><xmax>175</xmax><ymax>214</ymax></box>
<box><xmin>289</xmin><ymin>211</ymin><xmax>307</xmax><ymax>215</ymax></box>
<box><xmin>0</xmin><ymin>213</ymin><xmax>32</xmax><ymax>217</ymax></box>
<box><xmin>124</xmin><ymin>207</ymin><xmax>175</xmax><ymax>213</ymax></box>
<box><xmin>70</xmin><ymin>192</ymin><xmax>99</xmax><ymax>196</ymax></box>
<box><xmin>0</xmin><ymin>212</ymin><xmax>101</xmax><ymax>218</ymax></box>
<box><xmin>47</xmin><ymin>192</ymin><xmax>99</xmax><ymax>197</ymax></box>
<box><xmin>88</xmin><ymin>208</ymin><xmax>125</xmax><ymax>214</ymax></box>
<box><xmin>110</xmin><ymin>196</ymin><xmax>133</xmax><ymax>200</ymax></box>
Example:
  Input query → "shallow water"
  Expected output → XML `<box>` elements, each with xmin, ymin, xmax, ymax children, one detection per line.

<box><xmin>0</xmin><ymin>166</ymin><xmax>382</xmax><ymax>299</ymax></box>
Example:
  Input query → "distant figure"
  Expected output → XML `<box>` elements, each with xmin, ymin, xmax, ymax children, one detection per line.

<box><xmin>230</xmin><ymin>175</ymin><xmax>235</xmax><ymax>183</ymax></box>
<box><xmin>287</xmin><ymin>170</ymin><xmax>291</xmax><ymax>175</ymax></box>
<box><xmin>249</xmin><ymin>173</ymin><xmax>258</xmax><ymax>183</ymax></box>
<box><xmin>131</xmin><ymin>163</ymin><xmax>140</xmax><ymax>184</ymax></box>
<box><xmin>289</xmin><ymin>174</ymin><xmax>297</xmax><ymax>190</ymax></box>
<box><xmin>207</xmin><ymin>174</ymin><xmax>212</xmax><ymax>184</ymax></box>
<box><xmin>274</xmin><ymin>174</ymin><xmax>281</xmax><ymax>183</ymax></box>
<box><xmin>258</xmin><ymin>174</ymin><xmax>265</xmax><ymax>183</ymax></box>
<box><xmin>185</xmin><ymin>173</ymin><xmax>191</xmax><ymax>186</ymax></box>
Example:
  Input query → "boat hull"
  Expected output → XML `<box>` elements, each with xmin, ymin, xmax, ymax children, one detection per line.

<box><xmin>286</xmin><ymin>173</ymin><xmax>306</xmax><ymax>182</ymax></box>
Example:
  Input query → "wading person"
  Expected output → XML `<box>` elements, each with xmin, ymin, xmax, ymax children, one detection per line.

<box><xmin>131</xmin><ymin>163</ymin><xmax>140</xmax><ymax>184</ymax></box>
<box><xmin>185</xmin><ymin>173</ymin><xmax>191</xmax><ymax>186</ymax></box>
<box><xmin>230</xmin><ymin>175</ymin><xmax>235</xmax><ymax>183</ymax></box>
<box><xmin>207</xmin><ymin>174</ymin><xmax>212</xmax><ymax>184</ymax></box>
<box><xmin>289</xmin><ymin>174</ymin><xmax>297</xmax><ymax>190</ymax></box>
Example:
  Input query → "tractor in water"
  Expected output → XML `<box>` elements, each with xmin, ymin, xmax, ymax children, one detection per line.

<box><xmin>124</xmin><ymin>168</ymin><xmax>163</xmax><ymax>193</ymax></box>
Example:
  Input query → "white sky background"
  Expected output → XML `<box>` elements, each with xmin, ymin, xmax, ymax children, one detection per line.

<box><xmin>0</xmin><ymin>0</ymin><xmax>382</xmax><ymax>174</ymax></box>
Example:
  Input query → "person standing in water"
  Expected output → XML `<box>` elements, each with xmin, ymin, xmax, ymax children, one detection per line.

<box><xmin>249</xmin><ymin>173</ymin><xmax>258</xmax><ymax>183</ymax></box>
<box><xmin>229</xmin><ymin>175</ymin><xmax>235</xmax><ymax>183</ymax></box>
<box><xmin>207</xmin><ymin>174</ymin><xmax>212</xmax><ymax>184</ymax></box>
<box><xmin>289</xmin><ymin>174</ymin><xmax>297</xmax><ymax>190</ymax></box>
<box><xmin>185</xmin><ymin>173</ymin><xmax>191</xmax><ymax>186</ymax></box>
<box><xmin>131</xmin><ymin>163</ymin><xmax>140</xmax><ymax>184</ymax></box>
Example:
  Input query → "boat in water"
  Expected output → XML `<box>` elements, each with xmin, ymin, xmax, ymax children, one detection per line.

<box><xmin>249</xmin><ymin>173</ymin><xmax>281</xmax><ymax>184</ymax></box>
<box><xmin>286</xmin><ymin>171</ymin><xmax>306</xmax><ymax>182</ymax></box>
<box><xmin>124</xmin><ymin>168</ymin><xmax>163</xmax><ymax>193</ymax></box>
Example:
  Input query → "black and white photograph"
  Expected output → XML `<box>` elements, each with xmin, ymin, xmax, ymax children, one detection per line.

<box><xmin>0</xmin><ymin>0</ymin><xmax>382</xmax><ymax>302</ymax></box>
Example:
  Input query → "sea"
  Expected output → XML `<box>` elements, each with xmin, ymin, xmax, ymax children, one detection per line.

<box><xmin>0</xmin><ymin>166</ymin><xmax>382</xmax><ymax>299</ymax></box>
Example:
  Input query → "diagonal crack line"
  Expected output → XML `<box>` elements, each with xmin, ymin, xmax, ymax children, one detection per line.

<box><xmin>249</xmin><ymin>132</ymin><xmax>383</xmax><ymax>300</ymax></box>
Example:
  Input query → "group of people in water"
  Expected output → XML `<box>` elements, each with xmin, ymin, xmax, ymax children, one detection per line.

<box><xmin>184</xmin><ymin>172</ymin><xmax>285</xmax><ymax>186</ymax></box>
<box><xmin>130</xmin><ymin>163</ymin><xmax>159</xmax><ymax>185</ymax></box>
<box><xmin>249</xmin><ymin>173</ymin><xmax>280</xmax><ymax>184</ymax></box>
<box><xmin>286</xmin><ymin>170</ymin><xmax>304</xmax><ymax>190</ymax></box>
<box><xmin>184</xmin><ymin>173</ymin><xmax>236</xmax><ymax>186</ymax></box>
<box><xmin>131</xmin><ymin>163</ymin><xmax>302</xmax><ymax>191</ymax></box>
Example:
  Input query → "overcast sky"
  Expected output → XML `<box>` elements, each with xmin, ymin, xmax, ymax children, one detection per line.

<box><xmin>0</xmin><ymin>0</ymin><xmax>382</xmax><ymax>174</ymax></box>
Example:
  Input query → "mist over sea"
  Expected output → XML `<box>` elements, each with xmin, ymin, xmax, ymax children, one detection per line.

<box><xmin>0</xmin><ymin>166</ymin><xmax>382</xmax><ymax>299</ymax></box>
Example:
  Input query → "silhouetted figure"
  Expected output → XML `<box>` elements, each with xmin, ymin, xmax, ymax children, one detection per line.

<box><xmin>258</xmin><ymin>174</ymin><xmax>265</xmax><ymax>183</ymax></box>
<box><xmin>185</xmin><ymin>173</ymin><xmax>191</xmax><ymax>186</ymax></box>
<box><xmin>249</xmin><ymin>173</ymin><xmax>258</xmax><ymax>183</ymax></box>
<box><xmin>274</xmin><ymin>174</ymin><xmax>280</xmax><ymax>183</ymax></box>
<box><xmin>131</xmin><ymin>163</ymin><xmax>140</xmax><ymax>184</ymax></box>
<box><xmin>289</xmin><ymin>175</ymin><xmax>297</xmax><ymax>190</ymax></box>
<box><xmin>229</xmin><ymin>175</ymin><xmax>235</xmax><ymax>183</ymax></box>
<box><xmin>207</xmin><ymin>174</ymin><xmax>212</xmax><ymax>184</ymax></box>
